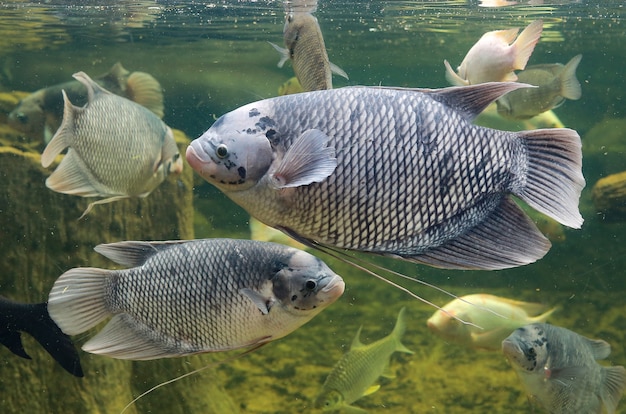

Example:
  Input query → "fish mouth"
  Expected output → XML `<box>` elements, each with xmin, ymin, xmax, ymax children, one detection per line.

<box><xmin>185</xmin><ymin>142</ymin><xmax>215</xmax><ymax>180</ymax></box>
<box><xmin>501</xmin><ymin>338</ymin><xmax>521</xmax><ymax>356</ymax></box>
<box><xmin>320</xmin><ymin>274</ymin><xmax>345</xmax><ymax>301</ymax></box>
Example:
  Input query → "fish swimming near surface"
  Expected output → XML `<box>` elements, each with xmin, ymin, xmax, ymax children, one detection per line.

<box><xmin>270</xmin><ymin>0</ymin><xmax>348</xmax><ymax>91</ymax></box>
<box><xmin>0</xmin><ymin>295</ymin><xmax>83</xmax><ymax>377</ymax></box>
<box><xmin>497</xmin><ymin>54</ymin><xmax>583</xmax><ymax>120</ymax></box>
<box><xmin>47</xmin><ymin>239</ymin><xmax>345</xmax><ymax>360</ymax></box>
<box><xmin>8</xmin><ymin>62</ymin><xmax>164</xmax><ymax>143</ymax></box>
<box><xmin>444</xmin><ymin>20</ymin><xmax>543</xmax><ymax>86</ymax></box>
<box><xmin>186</xmin><ymin>82</ymin><xmax>585</xmax><ymax>271</ymax></box>
<box><xmin>502</xmin><ymin>323</ymin><xmax>626</xmax><ymax>414</ymax></box>
<box><xmin>427</xmin><ymin>293</ymin><xmax>557</xmax><ymax>350</ymax></box>
<box><xmin>314</xmin><ymin>307</ymin><xmax>413</xmax><ymax>413</ymax></box>
<box><xmin>41</xmin><ymin>71</ymin><xmax>182</xmax><ymax>219</ymax></box>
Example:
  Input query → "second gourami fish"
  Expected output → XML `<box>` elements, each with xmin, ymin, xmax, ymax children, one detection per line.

<box><xmin>47</xmin><ymin>239</ymin><xmax>344</xmax><ymax>360</ymax></box>
<box><xmin>314</xmin><ymin>307</ymin><xmax>413</xmax><ymax>412</ymax></box>
<box><xmin>186</xmin><ymin>83</ymin><xmax>584</xmax><ymax>271</ymax></box>
<box><xmin>427</xmin><ymin>293</ymin><xmax>557</xmax><ymax>350</ymax></box>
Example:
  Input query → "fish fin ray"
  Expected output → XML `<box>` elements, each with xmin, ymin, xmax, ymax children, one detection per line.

<box><xmin>79</xmin><ymin>195</ymin><xmax>132</xmax><ymax>220</ymax></box>
<box><xmin>45</xmin><ymin>150</ymin><xmax>102</xmax><ymax>197</ymax></box>
<box><xmin>559</xmin><ymin>54</ymin><xmax>582</xmax><ymax>100</ymax></box>
<box><xmin>270</xmin><ymin>129</ymin><xmax>337</xmax><ymax>188</ymax></box>
<box><xmin>444</xmin><ymin>60</ymin><xmax>468</xmax><ymax>86</ymax></box>
<box><xmin>584</xmin><ymin>338</ymin><xmax>612</xmax><ymax>360</ymax></box>
<box><xmin>47</xmin><ymin>267</ymin><xmax>111</xmax><ymax>336</ymax></box>
<box><xmin>41</xmin><ymin>90</ymin><xmax>76</xmax><ymax>167</ymax></box>
<box><xmin>601</xmin><ymin>366</ymin><xmax>626</xmax><ymax>414</ymax></box>
<box><xmin>511</xmin><ymin>20</ymin><xmax>543</xmax><ymax>70</ymax></box>
<box><xmin>516</xmin><ymin>128</ymin><xmax>585</xmax><ymax>228</ymax></box>
<box><xmin>240</xmin><ymin>288</ymin><xmax>272</xmax><ymax>315</ymax></box>
<box><xmin>330</xmin><ymin>61</ymin><xmax>349</xmax><ymax>80</ymax></box>
<box><xmin>125</xmin><ymin>71</ymin><xmax>165</xmax><ymax>118</ymax></box>
<box><xmin>94</xmin><ymin>240</ymin><xmax>185</xmax><ymax>267</ymax></box>
<box><xmin>269</xmin><ymin>42</ymin><xmax>290</xmax><ymax>68</ymax></box>
<box><xmin>407</xmin><ymin>197</ymin><xmax>550</xmax><ymax>270</ymax></box>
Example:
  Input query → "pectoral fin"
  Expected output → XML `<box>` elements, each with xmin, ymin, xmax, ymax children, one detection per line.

<box><xmin>269</xmin><ymin>42</ymin><xmax>290</xmax><ymax>68</ymax></box>
<box><xmin>270</xmin><ymin>129</ymin><xmax>337</xmax><ymax>189</ymax></box>
<box><xmin>363</xmin><ymin>384</ymin><xmax>381</xmax><ymax>396</ymax></box>
<box><xmin>240</xmin><ymin>288</ymin><xmax>273</xmax><ymax>315</ymax></box>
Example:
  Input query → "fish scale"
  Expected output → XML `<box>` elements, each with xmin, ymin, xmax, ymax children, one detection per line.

<box><xmin>47</xmin><ymin>238</ymin><xmax>344</xmax><ymax>360</ymax></box>
<box><xmin>187</xmin><ymin>83</ymin><xmax>584</xmax><ymax>270</ymax></box>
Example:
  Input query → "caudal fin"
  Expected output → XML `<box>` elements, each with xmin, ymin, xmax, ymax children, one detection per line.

<box><xmin>560</xmin><ymin>54</ymin><xmax>583</xmax><ymax>100</ymax></box>
<box><xmin>516</xmin><ymin>128</ymin><xmax>585</xmax><ymax>228</ymax></box>
<box><xmin>601</xmin><ymin>365</ymin><xmax>626</xmax><ymax>414</ymax></box>
<box><xmin>47</xmin><ymin>267</ymin><xmax>112</xmax><ymax>336</ymax></box>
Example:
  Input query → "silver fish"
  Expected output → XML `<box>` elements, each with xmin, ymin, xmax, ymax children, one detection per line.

<box><xmin>497</xmin><ymin>54</ymin><xmax>583</xmax><ymax>120</ymax></box>
<box><xmin>186</xmin><ymin>83</ymin><xmax>585</xmax><ymax>271</ymax></box>
<box><xmin>315</xmin><ymin>307</ymin><xmax>413</xmax><ymax>413</ymax></box>
<box><xmin>41</xmin><ymin>71</ymin><xmax>182</xmax><ymax>218</ymax></box>
<box><xmin>47</xmin><ymin>239</ymin><xmax>345</xmax><ymax>360</ymax></box>
<box><xmin>502</xmin><ymin>323</ymin><xmax>626</xmax><ymax>414</ymax></box>
<box><xmin>8</xmin><ymin>62</ymin><xmax>164</xmax><ymax>143</ymax></box>
<box><xmin>270</xmin><ymin>7</ymin><xmax>348</xmax><ymax>91</ymax></box>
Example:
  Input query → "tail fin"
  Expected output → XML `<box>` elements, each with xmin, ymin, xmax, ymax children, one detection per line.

<box><xmin>560</xmin><ymin>54</ymin><xmax>583</xmax><ymax>100</ymax></box>
<box><xmin>391</xmin><ymin>307</ymin><xmax>413</xmax><ymax>354</ymax></box>
<box><xmin>47</xmin><ymin>267</ymin><xmax>112</xmax><ymax>336</ymax></box>
<box><xmin>515</xmin><ymin>128</ymin><xmax>585</xmax><ymax>228</ymax></box>
<box><xmin>512</xmin><ymin>20</ymin><xmax>543</xmax><ymax>70</ymax></box>
<box><xmin>601</xmin><ymin>365</ymin><xmax>626</xmax><ymax>414</ymax></box>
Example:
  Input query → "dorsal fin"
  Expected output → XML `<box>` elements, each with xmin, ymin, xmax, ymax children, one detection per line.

<box><xmin>94</xmin><ymin>240</ymin><xmax>189</xmax><ymax>267</ymax></box>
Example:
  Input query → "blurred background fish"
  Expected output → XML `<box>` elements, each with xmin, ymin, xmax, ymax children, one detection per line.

<box><xmin>41</xmin><ymin>71</ymin><xmax>182</xmax><ymax>218</ymax></box>
<box><xmin>0</xmin><ymin>295</ymin><xmax>83</xmax><ymax>377</ymax></box>
<box><xmin>502</xmin><ymin>323</ymin><xmax>626</xmax><ymax>413</ymax></box>
<box><xmin>7</xmin><ymin>62</ymin><xmax>164</xmax><ymax>143</ymax></box>
<box><xmin>497</xmin><ymin>54</ymin><xmax>583</xmax><ymax>120</ymax></box>
<box><xmin>315</xmin><ymin>307</ymin><xmax>413</xmax><ymax>413</ymax></box>
<box><xmin>270</xmin><ymin>0</ymin><xmax>348</xmax><ymax>91</ymax></box>
<box><xmin>427</xmin><ymin>293</ymin><xmax>556</xmax><ymax>350</ymax></box>
<box><xmin>48</xmin><ymin>239</ymin><xmax>344</xmax><ymax>360</ymax></box>
<box><xmin>444</xmin><ymin>20</ymin><xmax>543</xmax><ymax>85</ymax></box>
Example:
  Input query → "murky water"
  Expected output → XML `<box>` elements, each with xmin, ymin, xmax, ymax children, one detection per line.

<box><xmin>0</xmin><ymin>1</ymin><xmax>625</xmax><ymax>413</ymax></box>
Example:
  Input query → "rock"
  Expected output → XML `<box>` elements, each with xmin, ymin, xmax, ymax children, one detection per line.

<box><xmin>592</xmin><ymin>170</ymin><xmax>626</xmax><ymax>220</ymax></box>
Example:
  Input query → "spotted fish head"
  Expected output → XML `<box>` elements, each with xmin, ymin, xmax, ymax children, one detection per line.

<box><xmin>186</xmin><ymin>103</ymin><xmax>275</xmax><ymax>192</ymax></box>
<box><xmin>314</xmin><ymin>389</ymin><xmax>344</xmax><ymax>411</ymax></box>
<box><xmin>502</xmin><ymin>324</ymin><xmax>549</xmax><ymax>373</ymax></box>
<box><xmin>271</xmin><ymin>250</ymin><xmax>344</xmax><ymax>315</ymax></box>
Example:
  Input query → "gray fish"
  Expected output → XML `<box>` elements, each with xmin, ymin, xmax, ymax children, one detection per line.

<box><xmin>41</xmin><ymin>71</ymin><xmax>182</xmax><ymax>218</ymax></box>
<box><xmin>47</xmin><ymin>239</ymin><xmax>345</xmax><ymax>360</ymax></box>
<box><xmin>502</xmin><ymin>323</ymin><xmax>626</xmax><ymax>414</ymax></box>
<box><xmin>186</xmin><ymin>83</ymin><xmax>585</xmax><ymax>271</ymax></box>
<box><xmin>270</xmin><ymin>8</ymin><xmax>348</xmax><ymax>91</ymax></box>
<box><xmin>497</xmin><ymin>54</ymin><xmax>583</xmax><ymax>120</ymax></box>
<box><xmin>0</xmin><ymin>295</ymin><xmax>83</xmax><ymax>377</ymax></box>
<box><xmin>315</xmin><ymin>307</ymin><xmax>413</xmax><ymax>413</ymax></box>
<box><xmin>8</xmin><ymin>62</ymin><xmax>164</xmax><ymax>143</ymax></box>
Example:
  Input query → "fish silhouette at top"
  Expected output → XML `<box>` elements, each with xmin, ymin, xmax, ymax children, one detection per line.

<box><xmin>187</xmin><ymin>82</ymin><xmax>585</xmax><ymax>271</ymax></box>
<box><xmin>41</xmin><ymin>71</ymin><xmax>182</xmax><ymax>219</ymax></box>
<box><xmin>270</xmin><ymin>0</ymin><xmax>348</xmax><ymax>91</ymax></box>
<box><xmin>445</xmin><ymin>20</ymin><xmax>543</xmax><ymax>86</ymax></box>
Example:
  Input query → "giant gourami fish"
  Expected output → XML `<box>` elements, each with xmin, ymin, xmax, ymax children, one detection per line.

<box><xmin>41</xmin><ymin>71</ymin><xmax>182</xmax><ymax>218</ymax></box>
<box><xmin>47</xmin><ymin>239</ymin><xmax>344</xmax><ymax>360</ymax></box>
<box><xmin>503</xmin><ymin>323</ymin><xmax>626</xmax><ymax>414</ymax></box>
<box><xmin>186</xmin><ymin>82</ymin><xmax>585</xmax><ymax>271</ymax></box>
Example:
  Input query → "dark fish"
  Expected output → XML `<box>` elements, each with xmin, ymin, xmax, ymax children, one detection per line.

<box><xmin>186</xmin><ymin>82</ymin><xmax>585</xmax><ymax>271</ymax></box>
<box><xmin>7</xmin><ymin>62</ymin><xmax>164</xmax><ymax>143</ymax></box>
<box><xmin>503</xmin><ymin>323</ymin><xmax>626</xmax><ymax>414</ymax></box>
<box><xmin>47</xmin><ymin>239</ymin><xmax>344</xmax><ymax>360</ymax></box>
<box><xmin>0</xmin><ymin>295</ymin><xmax>83</xmax><ymax>377</ymax></box>
<box><xmin>41</xmin><ymin>71</ymin><xmax>182</xmax><ymax>218</ymax></box>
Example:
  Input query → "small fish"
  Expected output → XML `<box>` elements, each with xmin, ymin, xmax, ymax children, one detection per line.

<box><xmin>503</xmin><ymin>323</ymin><xmax>626</xmax><ymax>414</ymax></box>
<box><xmin>445</xmin><ymin>20</ymin><xmax>543</xmax><ymax>85</ymax></box>
<box><xmin>427</xmin><ymin>293</ymin><xmax>556</xmax><ymax>350</ymax></box>
<box><xmin>270</xmin><ymin>7</ymin><xmax>348</xmax><ymax>91</ymax></box>
<box><xmin>47</xmin><ymin>239</ymin><xmax>344</xmax><ymax>360</ymax></box>
<box><xmin>8</xmin><ymin>62</ymin><xmax>164</xmax><ymax>143</ymax></box>
<box><xmin>497</xmin><ymin>54</ymin><xmax>583</xmax><ymax>120</ymax></box>
<box><xmin>315</xmin><ymin>307</ymin><xmax>413</xmax><ymax>412</ymax></box>
<box><xmin>186</xmin><ymin>83</ymin><xmax>585</xmax><ymax>271</ymax></box>
<box><xmin>41</xmin><ymin>71</ymin><xmax>182</xmax><ymax>218</ymax></box>
<box><xmin>0</xmin><ymin>295</ymin><xmax>83</xmax><ymax>377</ymax></box>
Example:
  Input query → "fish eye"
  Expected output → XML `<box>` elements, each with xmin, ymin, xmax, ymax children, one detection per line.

<box><xmin>16</xmin><ymin>113</ymin><xmax>28</xmax><ymax>123</ymax></box>
<box><xmin>305</xmin><ymin>280</ymin><xmax>317</xmax><ymax>291</ymax></box>
<box><xmin>216</xmin><ymin>144</ymin><xmax>228</xmax><ymax>158</ymax></box>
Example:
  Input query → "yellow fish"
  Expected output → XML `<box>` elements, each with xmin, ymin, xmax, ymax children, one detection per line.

<box><xmin>427</xmin><ymin>293</ymin><xmax>557</xmax><ymax>350</ymax></box>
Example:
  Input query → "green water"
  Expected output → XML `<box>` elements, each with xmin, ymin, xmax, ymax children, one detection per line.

<box><xmin>0</xmin><ymin>1</ymin><xmax>625</xmax><ymax>413</ymax></box>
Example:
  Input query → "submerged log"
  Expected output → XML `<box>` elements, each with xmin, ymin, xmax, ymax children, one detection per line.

<box><xmin>592</xmin><ymin>171</ymin><xmax>626</xmax><ymax>220</ymax></box>
<box><xmin>0</xmin><ymin>112</ymin><xmax>239</xmax><ymax>413</ymax></box>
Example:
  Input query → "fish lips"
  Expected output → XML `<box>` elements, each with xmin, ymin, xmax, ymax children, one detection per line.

<box><xmin>185</xmin><ymin>141</ymin><xmax>216</xmax><ymax>181</ymax></box>
<box><xmin>319</xmin><ymin>274</ymin><xmax>345</xmax><ymax>303</ymax></box>
<box><xmin>501</xmin><ymin>337</ymin><xmax>524</xmax><ymax>362</ymax></box>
